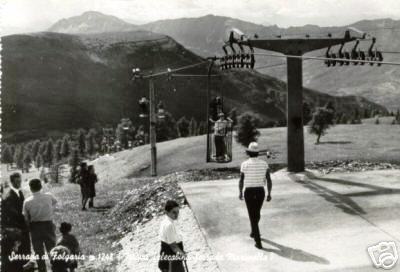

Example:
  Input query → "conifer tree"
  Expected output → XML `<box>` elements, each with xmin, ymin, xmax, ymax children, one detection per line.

<box><xmin>1</xmin><ymin>145</ymin><xmax>14</xmax><ymax>169</ymax></box>
<box><xmin>189</xmin><ymin>117</ymin><xmax>198</xmax><ymax>136</ymax></box>
<box><xmin>177</xmin><ymin>116</ymin><xmax>190</xmax><ymax>137</ymax></box>
<box><xmin>235</xmin><ymin>112</ymin><xmax>261</xmax><ymax>147</ymax></box>
<box><xmin>69</xmin><ymin>149</ymin><xmax>80</xmax><ymax>183</ymax></box>
<box><xmin>35</xmin><ymin>154</ymin><xmax>44</xmax><ymax>169</ymax></box>
<box><xmin>61</xmin><ymin>135</ymin><xmax>71</xmax><ymax>158</ymax></box>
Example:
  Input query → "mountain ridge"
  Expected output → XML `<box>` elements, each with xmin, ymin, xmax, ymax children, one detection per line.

<box><xmin>1</xmin><ymin>31</ymin><xmax>386</xmax><ymax>143</ymax></box>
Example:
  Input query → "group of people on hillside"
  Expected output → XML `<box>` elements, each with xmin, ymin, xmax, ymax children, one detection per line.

<box><xmin>2</xmin><ymin>173</ymin><xmax>80</xmax><ymax>272</ymax></box>
<box><xmin>76</xmin><ymin>162</ymin><xmax>98</xmax><ymax>210</ymax></box>
<box><xmin>158</xmin><ymin>142</ymin><xmax>273</xmax><ymax>271</ymax></box>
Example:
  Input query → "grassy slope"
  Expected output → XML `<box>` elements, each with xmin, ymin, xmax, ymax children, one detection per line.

<box><xmin>2</xmin><ymin>123</ymin><xmax>399</xmax><ymax>270</ymax></box>
<box><xmin>90</xmin><ymin>123</ymin><xmax>400</xmax><ymax>180</ymax></box>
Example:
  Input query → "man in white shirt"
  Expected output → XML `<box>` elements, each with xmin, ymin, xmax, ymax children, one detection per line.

<box><xmin>159</xmin><ymin>200</ymin><xmax>186</xmax><ymax>272</ymax></box>
<box><xmin>210</xmin><ymin>112</ymin><xmax>232</xmax><ymax>161</ymax></box>
<box><xmin>239</xmin><ymin>142</ymin><xmax>272</xmax><ymax>249</ymax></box>
<box><xmin>23</xmin><ymin>179</ymin><xmax>58</xmax><ymax>272</ymax></box>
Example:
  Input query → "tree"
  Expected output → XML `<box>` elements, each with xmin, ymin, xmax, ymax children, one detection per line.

<box><xmin>177</xmin><ymin>116</ymin><xmax>190</xmax><ymax>137</ymax></box>
<box><xmin>77</xmin><ymin>129</ymin><xmax>86</xmax><ymax>157</ymax></box>
<box><xmin>353</xmin><ymin>108</ymin><xmax>361</xmax><ymax>124</ymax></box>
<box><xmin>235</xmin><ymin>112</ymin><xmax>261</xmax><ymax>147</ymax></box>
<box><xmin>116</xmin><ymin>118</ymin><xmax>134</xmax><ymax>149</ymax></box>
<box><xmin>61</xmin><ymin>135</ymin><xmax>71</xmax><ymax>158</ymax></box>
<box><xmin>32</xmin><ymin>140</ymin><xmax>41</xmax><ymax>159</ymax></box>
<box><xmin>197</xmin><ymin>121</ymin><xmax>207</xmax><ymax>135</ymax></box>
<box><xmin>13</xmin><ymin>146</ymin><xmax>25</xmax><ymax>171</ymax></box>
<box><xmin>363</xmin><ymin>108</ymin><xmax>371</xmax><ymax>119</ymax></box>
<box><xmin>39</xmin><ymin>141</ymin><xmax>47</xmax><ymax>157</ymax></box>
<box><xmin>308</xmin><ymin>107</ymin><xmax>335</xmax><ymax>144</ymax></box>
<box><xmin>339</xmin><ymin>114</ymin><xmax>348</xmax><ymax>124</ymax></box>
<box><xmin>1</xmin><ymin>145</ymin><xmax>14</xmax><ymax>169</ymax></box>
<box><xmin>188</xmin><ymin>117</ymin><xmax>198</xmax><ymax>136</ymax></box>
<box><xmin>157</xmin><ymin>112</ymin><xmax>178</xmax><ymax>142</ymax></box>
<box><xmin>55</xmin><ymin>140</ymin><xmax>63</xmax><ymax>162</ymax></box>
<box><xmin>35</xmin><ymin>154</ymin><xmax>44</xmax><ymax>169</ymax></box>
<box><xmin>23</xmin><ymin>153</ymin><xmax>33</xmax><ymax>173</ymax></box>
<box><xmin>85</xmin><ymin>132</ymin><xmax>96</xmax><ymax>156</ymax></box>
<box><xmin>68</xmin><ymin>149</ymin><xmax>80</xmax><ymax>183</ymax></box>
<box><xmin>395</xmin><ymin>109</ymin><xmax>400</xmax><ymax>124</ymax></box>
<box><xmin>9</xmin><ymin>144</ymin><xmax>16</xmax><ymax>159</ymax></box>
<box><xmin>43</xmin><ymin>140</ymin><xmax>54</xmax><ymax>167</ymax></box>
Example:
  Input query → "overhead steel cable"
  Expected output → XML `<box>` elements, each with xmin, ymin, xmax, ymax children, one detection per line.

<box><xmin>142</xmin><ymin>60</ymin><xmax>209</xmax><ymax>78</ymax></box>
<box><xmin>254</xmin><ymin>62</ymin><xmax>287</xmax><ymax>69</ymax></box>
<box><xmin>170</xmin><ymin>74</ymin><xmax>220</xmax><ymax>77</ymax></box>
<box><xmin>252</xmin><ymin>52</ymin><xmax>400</xmax><ymax>66</ymax></box>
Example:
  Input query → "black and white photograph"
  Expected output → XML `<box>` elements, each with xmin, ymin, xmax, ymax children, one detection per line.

<box><xmin>1</xmin><ymin>0</ymin><xmax>400</xmax><ymax>271</ymax></box>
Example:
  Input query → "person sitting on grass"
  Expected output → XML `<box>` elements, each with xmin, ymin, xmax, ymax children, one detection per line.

<box><xmin>56</xmin><ymin>222</ymin><xmax>80</xmax><ymax>272</ymax></box>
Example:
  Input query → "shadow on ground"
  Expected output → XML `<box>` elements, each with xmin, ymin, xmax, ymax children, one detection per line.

<box><xmin>317</xmin><ymin>141</ymin><xmax>352</xmax><ymax>145</ymax></box>
<box><xmin>294</xmin><ymin>175</ymin><xmax>400</xmax><ymax>216</ymax></box>
<box><xmin>261</xmin><ymin>238</ymin><xmax>330</xmax><ymax>265</ymax></box>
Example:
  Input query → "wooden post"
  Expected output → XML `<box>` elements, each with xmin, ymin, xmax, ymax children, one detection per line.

<box><xmin>149</xmin><ymin>76</ymin><xmax>157</xmax><ymax>176</ymax></box>
<box><xmin>206</xmin><ymin>60</ymin><xmax>214</xmax><ymax>162</ymax></box>
<box><xmin>238</xmin><ymin>31</ymin><xmax>356</xmax><ymax>172</ymax></box>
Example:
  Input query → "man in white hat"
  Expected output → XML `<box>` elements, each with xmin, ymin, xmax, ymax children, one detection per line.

<box><xmin>239</xmin><ymin>142</ymin><xmax>272</xmax><ymax>249</ymax></box>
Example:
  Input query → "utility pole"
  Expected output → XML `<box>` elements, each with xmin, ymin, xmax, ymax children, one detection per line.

<box><xmin>206</xmin><ymin>59</ymin><xmax>215</xmax><ymax>163</ymax></box>
<box><xmin>238</xmin><ymin>31</ymin><xmax>358</xmax><ymax>172</ymax></box>
<box><xmin>149</xmin><ymin>75</ymin><xmax>157</xmax><ymax>176</ymax></box>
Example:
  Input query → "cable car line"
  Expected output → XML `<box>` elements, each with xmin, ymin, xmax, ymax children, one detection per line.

<box><xmin>140</xmin><ymin>60</ymin><xmax>209</xmax><ymax>79</ymax></box>
<box><xmin>252</xmin><ymin>52</ymin><xmax>400</xmax><ymax>66</ymax></box>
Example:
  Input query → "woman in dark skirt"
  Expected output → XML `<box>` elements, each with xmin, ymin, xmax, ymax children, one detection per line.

<box><xmin>158</xmin><ymin>200</ymin><xmax>187</xmax><ymax>272</ymax></box>
<box><xmin>87</xmin><ymin>165</ymin><xmax>98</xmax><ymax>208</ymax></box>
<box><xmin>78</xmin><ymin>163</ymin><xmax>89</xmax><ymax>211</ymax></box>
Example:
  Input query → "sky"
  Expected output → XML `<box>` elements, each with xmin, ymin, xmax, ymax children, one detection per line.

<box><xmin>1</xmin><ymin>0</ymin><xmax>400</xmax><ymax>35</ymax></box>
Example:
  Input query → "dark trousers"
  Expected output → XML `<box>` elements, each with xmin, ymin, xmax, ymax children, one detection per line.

<box><xmin>159</xmin><ymin>242</ymin><xmax>185</xmax><ymax>272</ymax></box>
<box><xmin>30</xmin><ymin>221</ymin><xmax>56</xmax><ymax>272</ymax></box>
<box><xmin>214</xmin><ymin>135</ymin><xmax>226</xmax><ymax>158</ymax></box>
<box><xmin>1</xmin><ymin>228</ymin><xmax>31</xmax><ymax>272</ymax></box>
<box><xmin>244</xmin><ymin>187</ymin><xmax>265</xmax><ymax>243</ymax></box>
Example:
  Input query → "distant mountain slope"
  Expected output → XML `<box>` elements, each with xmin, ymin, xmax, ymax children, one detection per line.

<box><xmin>1</xmin><ymin>31</ymin><xmax>386</xmax><ymax>143</ymax></box>
<box><xmin>48</xmin><ymin>11</ymin><xmax>136</xmax><ymax>34</ymax></box>
<box><xmin>140</xmin><ymin>15</ymin><xmax>400</xmax><ymax>110</ymax></box>
<box><xmin>48</xmin><ymin>12</ymin><xmax>400</xmax><ymax>110</ymax></box>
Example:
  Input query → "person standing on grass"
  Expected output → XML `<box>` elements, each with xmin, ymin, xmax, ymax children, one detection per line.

<box><xmin>77</xmin><ymin>162</ymin><xmax>89</xmax><ymax>210</ymax></box>
<box><xmin>1</xmin><ymin>173</ymin><xmax>32</xmax><ymax>272</ymax></box>
<box><xmin>239</xmin><ymin>142</ymin><xmax>272</xmax><ymax>249</ymax></box>
<box><xmin>158</xmin><ymin>200</ymin><xmax>187</xmax><ymax>272</ymax></box>
<box><xmin>87</xmin><ymin>165</ymin><xmax>98</xmax><ymax>208</ymax></box>
<box><xmin>23</xmin><ymin>179</ymin><xmax>58</xmax><ymax>272</ymax></box>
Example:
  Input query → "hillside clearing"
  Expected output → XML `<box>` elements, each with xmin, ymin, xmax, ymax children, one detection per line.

<box><xmin>91</xmin><ymin>124</ymin><xmax>400</xmax><ymax>179</ymax></box>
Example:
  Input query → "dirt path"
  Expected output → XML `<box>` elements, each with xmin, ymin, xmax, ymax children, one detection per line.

<box><xmin>117</xmin><ymin>206</ymin><xmax>221</xmax><ymax>272</ymax></box>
